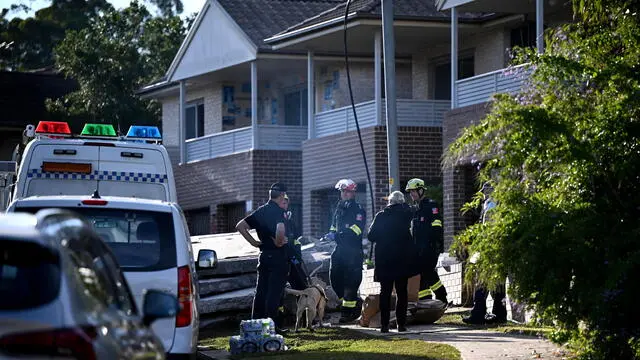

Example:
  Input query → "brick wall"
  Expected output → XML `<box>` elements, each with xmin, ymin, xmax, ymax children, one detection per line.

<box><xmin>302</xmin><ymin>126</ymin><xmax>443</xmax><ymax>237</ymax></box>
<box><xmin>251</xmin><ymin>150</ymin><xmax>303</xmax><ymax>207</ymax></box>
<box><xmin>171</xmin><ymin>149</ymin><xmax>302</xmax><ymax>234</ymax></box>
<box><xmin>442</xmin><ymin>102</ymin><xmax>492</xmax><ymax>249</ymax></box>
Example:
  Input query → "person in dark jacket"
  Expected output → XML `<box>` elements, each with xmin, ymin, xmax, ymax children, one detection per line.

<box><xmin>367</xmin><ymin>191</ymin><xmax>415</xmax><ymax>333</ymax></box>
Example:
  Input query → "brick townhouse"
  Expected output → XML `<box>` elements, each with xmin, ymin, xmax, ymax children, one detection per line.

<box><xmin>138</xmin><ymin>0</ymin><xmax>572</xmax><ymax>249</ymax></box>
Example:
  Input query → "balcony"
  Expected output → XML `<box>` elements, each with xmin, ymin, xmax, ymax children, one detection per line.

<box><xmin>313</xmin><ymin>99</ymin><xmax>451</xmax><ymax>138</ymax></box>
<box><xmin>455</xmin><ymin>64</ymin><xmax>531</xmax><ymax>108</ymax></box>
<box><xmin>185</xmin><ymin>125</ymin><xmax>307</xmax><ymax>163</ymax></box>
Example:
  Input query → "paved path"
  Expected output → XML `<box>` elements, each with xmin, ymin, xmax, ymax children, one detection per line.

<box><xmin>199</xmin><ymin>311</ymin><xmax>570</xmax><ymax>360</ymax></box>
<box><xmin>344</xmin><ymin>324</ymin><xmax>567</xmax><ymax>360</ymax></box>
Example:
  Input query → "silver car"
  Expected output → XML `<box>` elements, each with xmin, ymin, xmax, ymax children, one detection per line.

<box><xmin>0</xmin><ymin>210</ymin><xmax>179</xmax><ymax>360</ymax></box>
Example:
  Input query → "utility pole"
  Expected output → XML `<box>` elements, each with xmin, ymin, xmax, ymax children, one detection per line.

<box><xmin>381</xmin><ymin>0</ymin><xmax>399</xmax><ymax>193</ymax></box>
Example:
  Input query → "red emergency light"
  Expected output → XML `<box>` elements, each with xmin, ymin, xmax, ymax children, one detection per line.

<box><xmin>35</xmin><ymin>121</ymin><xmax>72</xmax><ymax>135</ymax></box>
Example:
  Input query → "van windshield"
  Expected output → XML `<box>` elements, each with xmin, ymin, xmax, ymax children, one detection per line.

<box><xmin>16</xmin><ymin>207</ymin><xmax>176</xmax><ymax>272</ymax></box>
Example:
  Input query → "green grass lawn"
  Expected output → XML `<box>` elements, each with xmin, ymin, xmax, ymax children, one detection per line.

<box><xmin>199</xmin><ymin>325</ymin><xmax>461</xmax><ymax>360</ymax></box>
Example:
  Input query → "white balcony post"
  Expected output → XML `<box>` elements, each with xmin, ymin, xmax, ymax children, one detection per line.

<box><xmin>536</xmin><ymin>0</ymin><xmax>544</xmax><ymax>54</ymax></box>
<box><xmin>307</xmin><ymin>51</ymin><xmax>315</xmax><ymax>139</ymax></box>
<box><xmin>251</xmin><ymin>61</ymin><xmax>258</xmax><ymax>149</ymax></box>
<box><xmin>179</xmin><ymin>80</ymin><xmax>186</xmax><ymax>163</ymax></box>
<box><xmin>451</xmin><ymin>6</ymin><xmax>458</xmax><ymax>109</ymax></box>
<box><xmin>374</xmin><ymin>30</ymin><xmax>382</xmax><ymax>125</ymax></box>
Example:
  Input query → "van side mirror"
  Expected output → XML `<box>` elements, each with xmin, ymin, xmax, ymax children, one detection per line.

<box><xmin>197</xmin><ymin>249</ymin><xmax>218</xmax><ymax>269</ymax></box>
<box><xmin>142</xmin><ymin>289</ymin><xmax>180</xmax><ymax>327</ymax></box>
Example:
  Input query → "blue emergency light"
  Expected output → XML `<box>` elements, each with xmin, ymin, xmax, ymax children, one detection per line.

<box><xmin>125</xmin><ymin>126</ymin><xmax>162</xmax><ymax>139</ymax></box>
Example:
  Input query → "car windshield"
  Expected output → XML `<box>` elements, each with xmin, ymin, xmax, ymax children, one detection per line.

<box><xmin>0</xmin><ymin>238</ymin><xmax>61</xmax><ymax>310</ymax></box>
<box><xmin>16</xmin><ymin>207</ymin><xmax>176</xmax><ymax>272</ymax></box>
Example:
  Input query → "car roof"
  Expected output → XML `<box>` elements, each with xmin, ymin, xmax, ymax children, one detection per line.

<box><xmin>0</xmin><ymin>212</ymin><xmax>50</xmax><ymax>245</ymax></box>
<box><xmin>12</xmin><ymin>195</ymin><xmax>175</xmax><ymax>213</ymax></box>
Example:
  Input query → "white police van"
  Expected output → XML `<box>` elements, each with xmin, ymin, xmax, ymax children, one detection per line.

<box><xmin>1</xmin><ymin>121</ymin><xmax>176</xmax><ymax>209</ymax></box>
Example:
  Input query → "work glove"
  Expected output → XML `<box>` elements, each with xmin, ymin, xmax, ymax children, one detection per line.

<box><xmin>323</xmin><ymin>232</ymin><xmax>336</xmax><ymax>242</ymax></box>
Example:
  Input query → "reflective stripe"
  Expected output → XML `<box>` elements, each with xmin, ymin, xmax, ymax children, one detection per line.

<box><xmin>430</xmin><ymin>280</ymin><xmax>443</xmax><ymax>291</ymax></box>
<box><xmin>330</xmin><ymin>226</ymin><xmax>337</xmax><ymax>231</ymax></box>
<box><xmin>342</xmin><ymin>300</ymin><xmax>357</xmax><ymax>308</ymax></box>
<box><xmin>418</xmin><ymin>289</ymin><xmax>432</xmax><ymax>299</ymax></box>
<box><xmin>278</xmin><ymin>306</ymin><xmax>284</xmax><ymax>312</ymax></box>
<box><xmin>349</xmin><ymin>224</ymin><xmax>362</xmax><ymax>235</ymax></box>
<box><xmin>26</xmin><ymin>169</ymin><xmax>167</xmax><ymax>183</ymax></box>
<box><xmin>431</xmin><ymin>219</ymin><xmax>442</xmax><ymax>227</ymax></box>
<box><xmin>293</xmin><ymin>239</ymin><xmax>301</xmax><ymax>245</ymax></box>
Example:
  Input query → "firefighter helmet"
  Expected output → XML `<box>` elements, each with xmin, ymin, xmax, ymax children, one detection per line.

<box><xmin>335</xmin><ymin>179</ymin><xmax>357</xmax><ymax>191</ymax></box>
<box><xmin>405</xmin><ymin>178</ymin><xmax>425</xmax><ymax>191</ymax></box>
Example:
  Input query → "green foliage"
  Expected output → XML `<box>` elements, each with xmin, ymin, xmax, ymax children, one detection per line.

<box><xmin>47</xmin><ymin>1</ymin><xmax>188</xmax><ymax>130</ymax></box>
<box><xmin>444</xmin><ymin>1</ymin><xmax>640</xmax><ymax>358</ymax></box>
<box><xmin>0</xmin><ymin>0</ymin><xmax>113</xmax><ymax>70</ymax></box>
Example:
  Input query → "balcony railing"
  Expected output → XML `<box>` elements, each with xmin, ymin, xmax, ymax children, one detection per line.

<box><xmin>314</xmin><ymin>99</ymin><xmax>451</xmax><ymax>138</ymax></box>
<box><xmin>455</xmin><ymin>64</ymin><xmax>531</xmax><ymax>108</ymax></box>
<box><xmin>185</xmin><ymin>125</ymin><xmax>307</xmax><ymax>163</ymax></box>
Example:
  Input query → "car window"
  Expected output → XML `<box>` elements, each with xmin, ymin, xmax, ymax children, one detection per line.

<box><xmin>0</xmin><ymin>238</ymin><xmax>61</xmax><ymax>310</ymax></box>
<box><xmin>67</xmin><ymin>246</ymin><xmax>114</xmax><ymax>308</ymax></box>
<box><xmin>17</xmin><ymin>207</ymin><xmax>176</xmax><ymax>272</ymax></box>
<box><xmin>100</xmin><ymin>250</ymin><xmax>138</xmax><ymax>316</ymax></box>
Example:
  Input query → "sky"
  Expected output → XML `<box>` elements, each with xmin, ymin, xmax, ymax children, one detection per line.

<box><xmin>2</xmin><ymin>0</ymin><xmax>206</xmax><ymax>19</ymax></box>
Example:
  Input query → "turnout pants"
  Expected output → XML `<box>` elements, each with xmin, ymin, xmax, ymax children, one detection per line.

<box><xmin>418</xmin><ymin>252</ymin><xmax>447</xmax><ymax>303</ymax></box>
<box><xmin>470</xmin><ymin>284</ymin><xmax>507</xmax><ymax>320</ymax></box>
<box><xmin>330</xmin><ymin>247</ymin><xmax>363</xmax><ymax>316</ymax></box>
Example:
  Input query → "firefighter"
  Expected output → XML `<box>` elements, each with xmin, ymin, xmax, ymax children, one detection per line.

<box><xmin>405</xmin><ymin>178</ymin><xmax>448</xmax><ymax>307</ymax></box>
<box><xmin>324</xmin><ymin>179</ymin><xmax>366</xmax><ymax>323</ymax></box>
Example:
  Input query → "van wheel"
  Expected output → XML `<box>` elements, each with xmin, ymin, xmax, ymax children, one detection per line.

<box><xmin>263</xmin><ymin>339</ymin><xmax>281</xmax><ymax>352</ymax></box>
<box><xmin>241</xmin><ymin>342</ymin><xmax>258</xmax><ymax>353</ymax></box>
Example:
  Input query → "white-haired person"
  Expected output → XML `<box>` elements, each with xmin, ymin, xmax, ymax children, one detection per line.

<box><xmin>367</xmin><ymin>191</ymin><xmax>416</xmax><ymax>333</ymax></box>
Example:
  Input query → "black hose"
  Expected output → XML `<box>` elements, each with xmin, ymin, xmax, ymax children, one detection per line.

<box><xmin>344</xmin><ymin>0</ymin><xmax>376</xmax><ymax>262</ymax></box>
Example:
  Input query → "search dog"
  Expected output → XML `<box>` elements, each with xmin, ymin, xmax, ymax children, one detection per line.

<box><xmin>284</xmin><ymin>264</ymin><xmax>328</xmax><ymax>332</ymax></box>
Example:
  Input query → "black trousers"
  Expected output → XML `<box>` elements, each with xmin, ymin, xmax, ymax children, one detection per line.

<box><xmin>330</xmin><ymin>247</ymin><xmax>363</xmax><ymax>313</ymax></box>
<box><xmin>252</xmin><ymin>250</ymin><xmax>289</xmax><ymax>326</ymax></box>
<box><xmin>418</xmin><ymin>252</ymin><xmax>447</xmax><ymax>302</ymax></box>
<box><xmin>470</xmin><ymin>284</ymin><xmax>507</xmax><ymax>320</ymax></box>
<box><xmin>379</xmin><ymin>277</ymin><xmax>408</xmax><ymax>328</ymax></box>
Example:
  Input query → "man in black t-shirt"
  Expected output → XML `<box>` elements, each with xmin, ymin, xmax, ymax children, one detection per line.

<box><xmin>236</xmin><ymin>183</ymin><xmax>289</xmax><ymax>332</ymax></box>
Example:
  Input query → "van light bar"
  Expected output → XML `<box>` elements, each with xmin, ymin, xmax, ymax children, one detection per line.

<box><xmin>81</xmin><ymin>124</ymin><xmax>117</xmax><ymax>137</ymax></box>
<box><xmin>125</xmin><ymin>125</ymin><xmax>161</xmax><ymax>139</ymax></box>
<box><xmin>42</xmin><ymin>162</ymin><xmax>92</xmax><ymax>174</ymax></box>
<box><xmin>35</xmin><ymin>121</ymin><xmax>71</xmax><ymax>135</ymax></box>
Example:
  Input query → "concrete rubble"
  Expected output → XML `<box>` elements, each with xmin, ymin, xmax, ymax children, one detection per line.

<box><xmin>191</xmin><ymin>231</ymin><xmax>342</xmax><ymax>324</ymax></box>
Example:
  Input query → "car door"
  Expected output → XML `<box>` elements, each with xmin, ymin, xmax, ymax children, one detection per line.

<box><xmin>89</xmin><ymin>239</ymin><xmax>166</xmax><ymax>359</ymax></box>
<box><xmin>98</xmin><ymin>246</ymin><xmax>166</xmax><ymax>358</ymax></box>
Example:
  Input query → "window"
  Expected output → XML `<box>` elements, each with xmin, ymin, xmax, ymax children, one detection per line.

<box><xmin>511</xmin><ymin>22</ymin><xmax>537</xmax><ymax>49</ymax></box>
<box><xmin>186</xmin><ymin>101</ymin><xmax>204</xmax><ymax>139</ymax></box>
<box><xmin>434</xmin><ymin>55</ymin><xmax>475</xmax><ymax>100</ymax></box>
<box><xmin>18</xmin><ymin>207</ymin><xmax>177</xmax><ymax>272</ymax></box>
<box><xmin>0</xmin><ymin>238</ymin><xmax>61</xmax><ymax>310</ymax></box>
<box><xmin>284</xmin><ymin>88</ymin><xmax>308</xmax><ymax>126</ymax></box>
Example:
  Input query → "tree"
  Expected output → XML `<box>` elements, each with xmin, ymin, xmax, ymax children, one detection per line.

<box><xmin>0</xmin><ymin>0</ymin><xmax>113</xmax><ymax>70</ymax></box>
<box><xmin>445</xmin><ymin>1</ymin><xmax>640</xmax><ymax>358</ymax></box>
<box><xmin>46</xmin><ymin>1</ymin><xmax>188</xmax><ymax>131</ymax></box>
